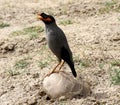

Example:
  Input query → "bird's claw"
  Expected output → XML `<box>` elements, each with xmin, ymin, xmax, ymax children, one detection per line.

<box><xmin>44</xmin><ymin>70</ymin><xmax>60</xmax><ymax>78</ymax></box>
<box><xmin>44</xmin><ymin>73</ymin><xmax>51</xmax><ymax>78</ymax></box>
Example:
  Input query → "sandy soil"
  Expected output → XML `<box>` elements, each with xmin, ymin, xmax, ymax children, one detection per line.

<box><xmin>0</xmin><ymin>0</ymin><xmax>120</xmax><ymax>105</ymax></box>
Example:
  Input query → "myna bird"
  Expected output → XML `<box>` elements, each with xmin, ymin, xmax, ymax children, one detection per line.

<box><xmin>37</xmin><ymin>13</ymin><xmax>77</xmax><ymax>77</ymax></box>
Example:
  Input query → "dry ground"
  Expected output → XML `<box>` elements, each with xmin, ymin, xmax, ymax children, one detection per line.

<box><xmin>0</xmin><ymin>0</ymin><xmax>120</xmax><ymax>105</ymax></box>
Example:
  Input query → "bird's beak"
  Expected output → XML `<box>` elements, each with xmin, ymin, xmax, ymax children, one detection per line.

<box><xmin>37</xmin><ymin>13</ymin><xmax>52</xmax><ymax>21</ymax></box>
<box><xmin>37</xmin><ymin>13</ymin><xmax>44</xmax><ymax>20</ymax></box>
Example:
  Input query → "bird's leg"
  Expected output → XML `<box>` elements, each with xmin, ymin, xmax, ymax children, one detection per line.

<box><xmin>45</xmin><ymin>62</ymin><xmax>61</xmax><ymax>77</ymax></box>
<box><xmin>58</xmin><ymin>60</ymin><xmax>65</xmax><ymax>72</ymax></box>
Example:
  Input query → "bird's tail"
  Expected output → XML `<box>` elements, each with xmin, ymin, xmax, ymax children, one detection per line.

<box><xmin>67</xmin><ymin>61</ymin><xmax>77</xmax><ymax>77</ymax></box>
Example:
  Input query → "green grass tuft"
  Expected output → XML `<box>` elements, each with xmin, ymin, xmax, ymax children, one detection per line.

<box><xmin>10</xmin><ymin>26</ymin><xmax>44</xmax><ymax>39</ymax></box>
<box><xmin>74</xmin><ymin>56</ymin><xmax>90</xmax><ymax>68</ymax></box>
<box><xmin>0</xmin><ymin>22</ymin><xmax>10</xmax><ymax>29</ymax></box>
<box><xmin>15</xmin><ymin>59</ymin><xmax>29</xmax><ymax>69</ymax></box>
<box><xmin>99</xmin><ymin>63</ymin><xmax>104</xmax><ymax>70</ymax></box>
<box><xmin>110</xmin><ymin>67</ymin><xmax>120</xmax><ymax>85</ymax></box>
<box><xmin>79</xmin><ymin>60</ymin><xmax>90</xmax><ymax>67</ymax></box>
<box><xmin>99</xmin><ymin>0</ymin><xmax>120</xmax><ymax>13</ymax></box>
<box><xmin>60</xmin><ymin>20</ymin><xmax>73</xmax><ymax>26</ymax></box>
<box><xmin>111</xmin><ymin>60</ymin><xmax>120</xmax><ymax>66</ymax></box>
<box><xmin>8</xmin><ymin>69</ymin><xmax>20</xmax><ymax>76</ymax></box>
<box><xmin>38</xmin><ymin>60</ymin><xmax>48</xmax><ymax>69</ymax></box>
<box><xmin>118</xmin><ymin>17</ymin><xmax>120</xmax><ymax>21</ymax></box>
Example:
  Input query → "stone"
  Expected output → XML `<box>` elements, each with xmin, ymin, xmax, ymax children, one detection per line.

<box><xmin>43</xmin><ymin>71</ymin><xmax>91</xmax><ymax>99</ymax></box>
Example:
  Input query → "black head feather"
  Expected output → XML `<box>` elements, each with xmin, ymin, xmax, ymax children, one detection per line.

<box><xmin>40</xmin><ymin>13</ymin><xmax>55</xmax><ymax>24</ymax></box>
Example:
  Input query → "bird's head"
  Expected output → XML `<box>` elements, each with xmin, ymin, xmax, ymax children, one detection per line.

<box><xmin>37</xmin><ymin>13</ymin><xmax>55</xmax><ymax>24</ymax></box>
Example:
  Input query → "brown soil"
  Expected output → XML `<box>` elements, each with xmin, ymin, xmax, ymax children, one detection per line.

<box><xmin>0</xmin><ymin>0</ymin><xmax>120</xmax><ymax>105</ymax></box>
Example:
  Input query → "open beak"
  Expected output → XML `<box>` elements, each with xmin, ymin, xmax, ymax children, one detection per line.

<box><xmin>37</xmin><ymin>13</ymin><xmax>44</xmax><ymax>20</ymax></box>
<box><xmin>37</xmin><ymin>13</ymin><xmax>51</xmax><ymax>21</ymax></box>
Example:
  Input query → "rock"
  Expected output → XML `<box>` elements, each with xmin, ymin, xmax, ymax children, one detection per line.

<box><xmin>43</xmin><ymin>71</ymin><xmax>91</xmax><ymax>99</ymax></box>
<box><xmin>4</xmin><ymin>44</ymin><xmax>15</xmax><ymax>51</ymax></box>
<box><xmin>0</xmin><ymin>43</ymin><xmax>15</xmax><ymax>53</ymax></box>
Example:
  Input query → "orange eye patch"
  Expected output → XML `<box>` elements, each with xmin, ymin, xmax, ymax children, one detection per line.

<box><xmin>37</xmin><ymin>14</ymin><xmax>52</xmax><ymax>22</ymax></box>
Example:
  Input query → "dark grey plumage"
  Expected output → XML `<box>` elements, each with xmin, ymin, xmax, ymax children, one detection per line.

<box><xmin>38</xmin><ymin>13</ymin><xmax>77</xmax><ymax>77</ymax></box>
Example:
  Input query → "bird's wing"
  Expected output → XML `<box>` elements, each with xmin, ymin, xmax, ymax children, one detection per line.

<box><xmin>60</xmin><ymin>46</ymin><xmax>77</xmax><ymax>77</ymax></box>
<box><xmin>61</xmin><ymin>47</ymin><xmax>72</xmax><ymax>63</ymax></box>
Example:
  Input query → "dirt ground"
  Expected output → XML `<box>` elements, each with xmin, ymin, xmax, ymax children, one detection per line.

<box><xmin>0</xmin><ymin>0</ymin><xmax>120</xmax><ymax>105</ymax></box>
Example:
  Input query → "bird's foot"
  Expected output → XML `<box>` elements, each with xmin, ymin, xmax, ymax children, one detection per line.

<box><xmin>44</xmin><ymin>70</ymin><xmax>60</xmax><ymax>78</ymax></box>
<box><xmin>44</xmin><ymin>73</ymin><xmax>52</xmax><ymax>78</ymax></box>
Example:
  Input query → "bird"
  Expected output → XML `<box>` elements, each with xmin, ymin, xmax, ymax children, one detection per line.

<box><xmin>37</xmin><ymin>13</ymin><xmax>77</xmax><ymax>77</ymax></box>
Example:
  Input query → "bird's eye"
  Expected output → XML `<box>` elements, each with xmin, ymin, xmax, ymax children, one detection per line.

<box><xmin>41</xmin><ymin>13</ymin><xmax>48</xmax><ymax>19</ymax></box>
